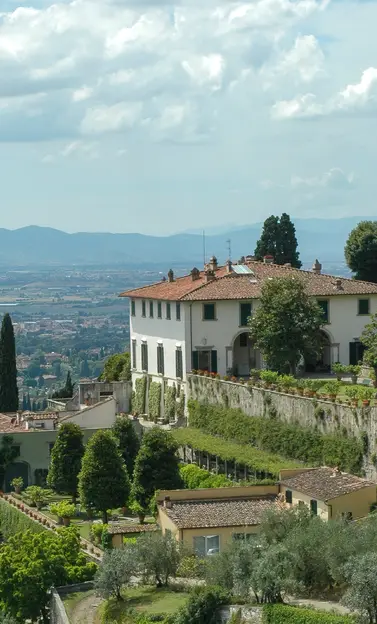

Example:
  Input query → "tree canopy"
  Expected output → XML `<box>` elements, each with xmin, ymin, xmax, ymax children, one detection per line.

<box><xmin>248</xmin><ymin>277</ymin><xmax>324</xmax><ymax>373</ymax></box>
<box><xmin>112</xmin><ymin>416</ymin><xmax>140</xmax><ymax>477</ymax></box>
<box><xmin>52</xmin><ymin>371</ymin><xmax>74</xmax><ymax>399</ymax></box>
<box><xmin>47</xmin><ymin>422</ymin><xmax>84</xmax><ymax>499</ymax></box>
<box><xmin>131</xmin><ymin>428</ymin><xmax>182</xmax><ymax>518</ymax></box>
<box><xmin>0</xmin><ymin>314</ymin><xmax>18</xmax><ymax>413</ymax></box>
<box><xmin>254</xmin><ymin>213</ymin><xmax>301</xmax><ymax>268</ymax></box>
<box><xmin>361</xmin><ymin>312</ymin><xmax>377</xmax><ymax>385</ymax></box>
<box><xmin>99</xmin><ymin>352</ymin><xmax>131</xmax><ymax>382</ymax></box>
<box><xmin>345</xmin><ymin>220</ymin><xmax>377</xmax><ymax>282</ymax></box>
<box><xmin>0</xmin><ymin>527</ymin><xmax>96</xmax><ymax>622</ymax></box>
<box><xmin>78</xmin><ymin>430</ymin><xmax>130</xmax><ymax>523</ymax></box>
<box><xmin>0</xmin><ymin>436</ymin><xmax>19</xmax><ymax>491</ymax></box>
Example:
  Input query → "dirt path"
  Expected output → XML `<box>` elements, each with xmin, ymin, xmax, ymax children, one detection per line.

<box><xmin>288</xmin><ymin>597</ymin><xmax>350</xmax><ymax>615</ymax></box>
<box><xmin>69</xmin><ymin>592</ymin><xmax>103</xmax><ymax>624</ymax></box>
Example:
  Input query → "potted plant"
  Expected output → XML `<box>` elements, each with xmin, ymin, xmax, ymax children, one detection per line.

<box><xmin>50</xmin><ymin>501</ymin><xmax>75</xmax><ymax>526</ymax></box>
<box><xmin>345</xmin><ymin>385</ymin><xmax>359</xmax><ymax>407</ymax></box>
<box><xmin>332</xmin><ymin>362</ymin><xmax>346</xmax><ymax>381</ymax></box>
<box><xmin>322</xmin><ymin>380</ymin><xmax>342</xmax><ymax>401</ymax></box>
<box><xmin>346</xmin><ymin>364</ymin><xmax>361</xmax><ymax>385</ymax></box>
<box><xmin>260</xmin><ymin>370</ymin><xmax>279</xmax><ymax>388</ymax></box>
<box><xmin>278</xmin><ymin>374</ymin><xmax>295</xmax><ymax>393</ymax></box>
<box><xmin>250</xmin><ymin>369</ymin><xmax>261</xmax><ymax>384</ymax></box>
<box><xmin>358</xmin><ymin>386</ymin><xmax>374</xmax><ymax>407</ymax></box>
<box><xmin>24</xmin><ymin>486</ymin><xmax>48</xmax><ymax>511</ymax></box>
<box><xmin>11</xmin><ymin>477</ymin><xmax>24</xmax><ymax>495</ymax></box>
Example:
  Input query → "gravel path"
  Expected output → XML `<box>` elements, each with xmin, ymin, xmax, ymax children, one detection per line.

<box><xmin>69</xmin><ymin>593</ymin><xmax>103</xmax><ymax>624</ymax></box>
<box><xmin>288</xmin><ymin>597</ymin><xmax>350</xmax><ymax>615</ymax></box>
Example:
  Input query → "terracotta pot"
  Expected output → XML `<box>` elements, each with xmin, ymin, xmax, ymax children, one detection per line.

<box><xmin>352</xmin><ymin>399</ymin><xmax>358</xmax><ymax>407</ymax></box>
<box><xmin>121</xmin><ymin>506</ymin><xmax>128</xmax><ymax>516</ymax></box>
<box><xmin>15</xmin><ymin>487</ymin><xmax>21</xmax><ymax>495</ymax></box>
<box><xmin>62</xmin><ymin>517</ymin><xmax>71</xmax><ymax>526</ymax></box>
<box><xmin>363</xmin><ymin>399</ymin><xmax>370</xmax><ymax>407</ymax></box>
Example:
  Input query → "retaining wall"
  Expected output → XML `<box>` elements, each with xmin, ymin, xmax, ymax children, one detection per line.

<box><xmin>187</xmin><ymin>375</ymin><xmax>377</xmax><ymax>479</ymax></box>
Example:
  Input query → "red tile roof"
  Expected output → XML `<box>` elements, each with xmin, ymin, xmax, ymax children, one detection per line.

<box><xmin>107</xmin><ymin>523</ymin><xmax>158</xmax><ymax>535</ymax></box>
<box><xmin>0</xmin><ymin>414</ymin><xmax>27</xmax><ymax>433</ymax></box>
<box><xmin>160</xmin><ymin>495</ymin><xmax>277</xmax><ymax>529</ymax></box>
<box><xmin>119</xmin><ymin>261</ymin><xmax>377</xmax><ymax>302</ymax></box>
<box><xmin>280</xmin><ymin>467</ymin><xmax>376</xmax><ymax>501</ymax></box>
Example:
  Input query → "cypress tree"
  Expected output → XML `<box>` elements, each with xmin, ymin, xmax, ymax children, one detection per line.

<box><xmin>0</xmin><ymin>314</ymin><xmax>19</xmax><ymax>412</ymax></box>
<box><xmin>278</xmin><ymin>212</ymin><xmax>302</xmax><ymax>268</ymax></box>
<box><xmin>254</xmin><ymin>215</ymin><xmax>280</xmax><ymax>261</ymax></box>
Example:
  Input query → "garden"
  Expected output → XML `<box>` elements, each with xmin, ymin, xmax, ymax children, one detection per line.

<box><xmin>192</xmin><ymin>366</ymin><xmax>376</xmax><ymax>407</ymax></box>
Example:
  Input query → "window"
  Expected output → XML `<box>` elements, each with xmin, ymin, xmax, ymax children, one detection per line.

<box><xmin>157</xmin><ymin>302</ymin><xmax>162</xmax><ymax>319</ymax></box>
<box><xmin>141</xmin><ymin>342</ymin><xmax>148</xmax><ymax>371</ymax></box>
<box><xmin>239</xmin><ymin>333</ymin><xmax>248</xmax><ymax>347</ymax></box>
<box><xmin>358</xmin><ymin>299</ymin><xmax>370</xmax><ymax>315</ymax></box>
<box><xmin>176</xmin><ymin>303</ymin><xmax>181</xmax><ymax>321</ymax></box>
<box><xmin>310</xmin><ymin>499</ymin><xmax>318</xmax><ymax>516</ymax></box>
<box><xmin>166</xmin><ymin>303</ymin><xmax>171</xmax><ymax>320</ymax></box>
<box><xmin>149</xmin><ymin>301</ymin><xmax>154</xmax><ymax>318</ymax></box>
<box><xmin>157</xmin><ymin>343</ymin><xmax>164</xmax><ymax>375</ymax></box>
<box><xmin>132</xmin><ymin>339</ymin><xmax>137</xmax><ymax>369</ymax></box>
<box><xmin>12</xmin><ymin>445</ymin><xmax>21</xmax><ymax>457</ymax></box>
<box><xmin>203</xmin><ymin>303</ymin><xmax>216</xmax><ymax>320</ymax></box>
<box><xmin>48</xmin><ymin>442</ymin><xmax>54</xmax><ymax>456</ymax></box>
<box><xmin>342</xmin><ymin>512</ymin><xmax>353</xmax><ymax>522</ymax></box>
<box><xmin>285</xmin><ymin>490</ymin><xmax>292</xmax><ymax>504</ymax></box>
<box><xmin>317</xmin><ymin>299</ymin><xmax>329</xmax><ymax>323</ymax></box>
<box><xmin>142</xmin><ymin>300</ymin><xmax>146</xmax><ymax>317</ymax></box>
<box><xmin>349</xmin><ymin>341</ymin><xmax>366</xmax><ymax>365</ymax></box>
<box><xmin>193</xmin><ymin>535</ymin><xmax>220</xmax><ymax>556</ymax></box>
<box><xmin>131</xmin><ymin>300</ymin><xmax>136</xmax><ymax>316</ymax></box>
<box><xmin>176</xmin><ymin>347</ymin><xmax>183</xmax><ymax>379</ymax></box>
<box><xmin>240</xmin><ymin>302</ymin><xmax>252</xmax><ymax>327</ymax></box>
<box><xmin>192</xmin><ymin>350</ymin><xmax>217</xmax><ymax>373</ymax></box>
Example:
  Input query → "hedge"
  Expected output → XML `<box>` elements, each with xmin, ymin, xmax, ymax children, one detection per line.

<box><xmin>165</xmin><ymin>385</ymin><xmax>177</xmax><ymax>421</ymax></box>
<box><xmin>171</xmin><ymin>428</ymin><xmax>302</xmax><ymax>478</ymax></box>
<box><xmin>188</xmin><ymin>400</ymin><xmax>364</xmax><ymax>475</ymax></box>
<box><xmin>0</xmin><ymin>498</ymin><xmax>46</xmax><ymax>539</ymax></box>
<box><xmin>263</xmin><ymin>605</ymin><xmax>353</xmax><ymax>624</ymax></box>
<box><xmin>148</xmin><ymin>382</ymin><xmax>161</xmax><ymax>422</ymax></box>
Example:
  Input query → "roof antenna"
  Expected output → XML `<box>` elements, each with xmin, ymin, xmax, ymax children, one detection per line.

<box><xmin>203</xmin><ymin>230</ymin><xmax>206</xmax><ymax>268</ymax></box>
<box><xmin>226</xmin><ymin>238</ymin><xmax>231</xmax><ymax>260</ymax></box>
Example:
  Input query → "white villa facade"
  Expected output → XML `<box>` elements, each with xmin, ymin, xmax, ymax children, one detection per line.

<box><xmin>120</xmin><ymin>256</ymin><xmax>377</xmax><ymax>389</ymax></box>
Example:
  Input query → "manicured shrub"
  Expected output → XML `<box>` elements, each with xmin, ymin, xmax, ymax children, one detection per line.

<box><xmin>148</xmin><ymin>382</ymin><xmax>162</xmax><ymax>422</ymax></box>
<box><xmin>263</xmin><ymin>604</ymin><xmax>353</xmax><ymax>624</ymax></box>
<box><xmin>0</xmin><ymin>499</ymin><xmax>45</xmax><ymax>539</ymax></box>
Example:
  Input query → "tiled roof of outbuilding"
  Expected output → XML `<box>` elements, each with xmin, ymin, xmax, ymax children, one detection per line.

<box><xmin>120</xmin><ymin>261</ymin><xmax>377</xmax><ymax>302</ymax></box>
<box><xmin>280</xmin><ymin>467</ymin><xmax>376</xmax><ymax>502</ymax></box>
<box><xmin>160</xmin><ymin>495</ymin><xmax>277</xmax><ymax>529</ymax></box>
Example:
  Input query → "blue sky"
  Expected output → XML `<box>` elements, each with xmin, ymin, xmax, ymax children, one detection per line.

<box><xmin>0</xmin><ymin>0</ymin><xmax>376</xmax><ymax>235</ymax></box>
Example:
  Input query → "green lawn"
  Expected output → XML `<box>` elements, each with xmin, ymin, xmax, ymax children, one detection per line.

<box><xmin>101</xmin><ymin>587</ymin><xmax>188</xmax><ymax>622</ymax></box>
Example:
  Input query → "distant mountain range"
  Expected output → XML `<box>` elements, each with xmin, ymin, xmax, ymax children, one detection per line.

<box><xmin>0</xmin><ymin>217</ymin><xmax>373</xmax><ymax>268</ymax></box>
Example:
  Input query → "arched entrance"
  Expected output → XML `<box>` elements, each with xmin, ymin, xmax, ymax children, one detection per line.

<box><xmin>4</xmin><ymin>461</ymin><xmax>30</xmax><ymax>492</ymax></box>
<box><xmin>305</xmin><ymin>330</ymin><xmax>333</xmax><ymax>373</ymax></box>
<box><xmin>232</xmin><ymin>332</ymin><xmax>262</xmax><ymax>377</ymax></box>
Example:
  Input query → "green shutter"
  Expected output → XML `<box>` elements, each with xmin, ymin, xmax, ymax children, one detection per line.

<box><xmin>192</xmin><ymin>351</ymin><xmax>199</xmax><ymax>371</ymax></box>
<box><xmin>240</xmin><ymin>303</ymin><xmax>252</xmax><ymax>326</ymax></box>
<box><xmin>211</xmin><ymin>350</ymin><xmax>218</xmax><ymax>373</ymax></box>
<box><xmin>349</xmin><ymin>342</ymin><xmax>357</xmax><ymax>365</ymax></box>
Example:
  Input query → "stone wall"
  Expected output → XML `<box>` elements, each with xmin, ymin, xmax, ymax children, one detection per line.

<box><xmin>187</xmin><ymin>375</ymin><xmax>377</xmax><ymax>479</ymax></box>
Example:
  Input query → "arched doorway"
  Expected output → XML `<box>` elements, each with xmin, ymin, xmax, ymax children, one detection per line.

<box><xmin>305</xmin><ymin>330</ymin><xmax>332</xmax><ymax>373</ymax></box>
<box><xmin>4</xmin><ymin>461</ymin><xmax>30</xmax><ymax>492</ymax></box>
<box><xmin>232</xmin><ymin>332</ymin><xmax>261</xmax><ymax>377</ymax></box>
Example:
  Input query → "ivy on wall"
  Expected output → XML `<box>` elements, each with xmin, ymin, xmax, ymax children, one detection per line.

<box><xmin>164</xmin><ymin>385</ymin><xmax>177</xmax><ymax>422</ymax></box>
<box><xmin>148</xmin><ymin>382</ymin><xmax>162</xmax><ymax>422</ymax></box>
<box><xmin>188</xmin><ymin>400</ymin><xmax>364</xmax><ymax>475</ymax></box>
<box><xmin>134</xmin><ymin>377</ymin><xmax>147</xmax><ymax>415</ymax></box>
<box><xmin>177</xmin><ymin>392</ymin><xmax>185</xmax><ymax>419</ymax></box>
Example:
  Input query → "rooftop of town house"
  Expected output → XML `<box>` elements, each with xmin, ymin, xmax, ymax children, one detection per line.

<box><xmin>159</xmin><ymin>495</ymin><xmax>277</xmax><ymax>529</ymax></box>
<box><xmin>279</xmin><ymin>467</ymin><xmax>377</xmax><ymax>502</ymax></box>
<box><xmin>0</xmin><ymin>413</ymin><xmax>27</xmax><ymax>433</ymax></box>
<box><xmin>119</xmin><ymin>257</ymin><xmax>377</xmax><ymax>302</ymax></box>
<box><xmin>107</xmin><ymin>523</ymin><xmax>159</xmax><ymax>535</ymax></box>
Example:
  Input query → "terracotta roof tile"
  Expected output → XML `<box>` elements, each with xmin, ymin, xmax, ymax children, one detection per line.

<box><xmin>161</xmin><ymin>495</ymin><xmax>277</xmax><ymax>529</ymax></box>
<box><xmin>107</xmin><ymin>523</ymin><xmax>158</xmax><ymax>535</ymax></box>
<box><xmin>0</xmin><ymin>414</ymin><xmax>27</xmax><ymax>433</ymax></box>
<box><xmin>280</xmin><ymin>467</ymin><xmax>376</xmax><ymax>501</ymax></box>
<box><xmin>119</xmin><ymin>261</ymin><xmax>377</xmax><ymax>302</ymax></box>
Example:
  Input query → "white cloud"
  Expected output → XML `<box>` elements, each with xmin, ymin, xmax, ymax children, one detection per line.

<box><xmin>72</xmin><ymin>86</ymin><xmax>93</xmax><ymax>102</ymax></box>
<box><xmin>80</xmin><ymin>102</ymin><xmax>143</xmax><ymax>134</ymax></box>
<box><xmin>291</xmin><ymin>168</ymin><xmax>355</xmax><ymax>189</ymax></box>
<box><xmin>264</xmin><ymin>34</ymin><xmax>325</xmax><ymax>85</ymax></box>
<box><xmin>272</xmin><ymin>66</ymin><xmax>377</xmax><ymax>119</ymax></box>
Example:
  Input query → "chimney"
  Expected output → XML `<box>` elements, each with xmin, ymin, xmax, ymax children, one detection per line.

<box><xmin>226</xmin><ymin>259</ymin><xmax>232</xmax><ymax>274</ymax></box>
<box><xmin>239</xmin><ymin>256</ymin><xmax>245</xmax><ymax>264</ymax></box>
<box><xmin>205</xmin><ymin>268</ymin><xmax>216</xmax><ymax>283</ymax></box>
<box><xmin>191</xmin><ymin>267</ymin><xmax>200</xmax><ymax>281</ymax></box>
<box><xmin>263</xmin><ymin>255</ymin><xmax>274</xmax><ymax>264</ymax></box>
<box><xmin>209</xmin><ymin>256</ymin><xmax>218</xmax><ymax>272</ymax></box>
<box><xmin>284</xmin><ymin>263</ymin><xmax>291</xmax><ymax>268</ymax></box>
<box><xmin>167</xmin><ymin>269</ymin><xmax>174</xmax><ymax>283</ymax></box>
<box><xmin>312</xmin><ymin>259</ymin><xmax>322</xmax><ymax>275</ymax></box>
<box><xmin>164</xmin><ymin>496</ymin><xmax>172</xmax><ymax>509</ymax></box>
<box><xmin>334</xmin><ymin>278</ymin><xmax>343</xmax><ymax>291</ymax></box>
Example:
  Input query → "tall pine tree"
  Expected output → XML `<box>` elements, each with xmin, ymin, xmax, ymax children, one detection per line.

<box><xmin>0</xmin><ymin>314</ymin><xmax>19</xmax><ymax>412</ymax></box>
<box><xmin>254</xmin><ymin>213</ymin><xmax>301</xmax><ymax>268</ymax></box>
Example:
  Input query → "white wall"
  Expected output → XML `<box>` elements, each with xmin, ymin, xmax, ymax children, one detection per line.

<box><xmin>130</xmin><ymin>298</ymin><xmax>187</xmax><ymax>382</ymax></box>
<box><xmin>130</xmin><ymin>293</ymin><xmax>377</xmax><ymax>382</ymax></box>
<box><xmin>65</xmin><ymin>398</ymin><xmax>116</xmax><ymax>429</ymax></box>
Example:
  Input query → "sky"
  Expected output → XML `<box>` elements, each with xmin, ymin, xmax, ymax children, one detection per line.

<box><xmin>0</xmin><ymin>0</ymin><xmax>377</xmax><ymax>235</ymax></box>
